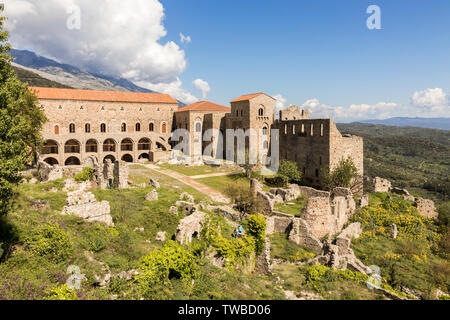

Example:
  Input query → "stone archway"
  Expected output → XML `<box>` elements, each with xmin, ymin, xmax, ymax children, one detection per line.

<box><xmin>44</xmin><ymin>157</ymin><xmax>59</xmax><ymax>166</ymax></box>
<box><xmin>65</xmin><ymin>156</ymin><xmax>81</xmax><ymax>166</ymax></box>
<box><xmin>121</xmin><ymin>154</ymin><xmax>133</xmax><ymax>163</ymax></box>
<box><xmin>103</xmin><ymin>139</ymin><xmax>116</xmax><ymax>152</ymax></box>
<box><xmin>42</xmin><ymin>140</ymin><xmax>59</xmax><ymax>155</ymax></box>
<box><xmin>103</xmin><ymin>155</ymin><xmax>116</xmax><ymax>163</ymax></box>
<box><xmin>64</xmin><ymin>140</ymin><xmax>81</xmax><ymax>154</ymax></box>
<box><xmin>121</xmin><ymin>138</ymin><xmax>133</xmax><ymax>152</ymax></box>
<box><xmin>86</xmin><ymin>139</ymin><xmax>98</xmax><ymax>153</ymax></box>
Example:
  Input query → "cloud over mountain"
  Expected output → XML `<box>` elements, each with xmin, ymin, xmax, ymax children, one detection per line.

<box><xmin>4</xmin><ymin>0</ymin><xmax>201</xmax><ymax>103</ymax></box>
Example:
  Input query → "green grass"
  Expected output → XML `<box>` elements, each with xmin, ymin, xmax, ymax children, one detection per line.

<box><xmin>196</xmin><ymin>174</ymin><xmax>271</xmax><ymax>194</ymax></box>
<box><xmin>274</xmin><ymin>196</ymin><xmax>306</xmax><ymax>217</ymax></box>
<box><xmin>269</xmin><ymin>233</ymin><xmax>318</xmax><ymax>262</ymax></box>
<box><xmin>158</xmin><ymin>164</ymin><xmax>236</xmax><ymax>176</ymax></box>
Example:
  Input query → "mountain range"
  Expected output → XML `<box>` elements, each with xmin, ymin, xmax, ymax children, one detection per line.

<box><xmin>10</xmin><ymin>49</ymin><xmax>185</xmax><ymax>106</ymax></box>
<box><xmin>356</xmin><ymin>117</ymin><xmax>449</xmax><ymax>131</ymax></box>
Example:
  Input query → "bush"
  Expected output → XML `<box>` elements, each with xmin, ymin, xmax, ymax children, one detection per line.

<box><xmin>74</xmin><ymin>167</ymin><xmax>95</xmax><ymax>183</ymax></box>
<box><xmin>224</xmin><ymin>183</ymin><xmax>261</xmax><ymax>214</ymax></box>
<box><xmin>437</xmin><ymin>202</ymin><xmax>450</xmax><ymax>226</ymax></box>
<box><xmin>44</xmin><ymin>284</ymin><xmax>78</xmax><ymax>300</ymax></box>
<box><xmin>137</xmin><ymin>241</ymin><xmax>197</xmax><ymax>290</ymax></box>
<box><xmin>264</xmin><ymin>175</ymin><xmax>289</xmax><ymax>188</ymax></box>
<box><xmin>321</xmin><ymin>157</ymin><xmax>359</xmax><ymax>190</ymax></box>
<box><xmin>26</xmin><ymin>223</ymin><xmax>72</xmax><ymax>262</ymax></box>
<box><xmin>278</xmin><ymin>159</ymin><xmax>302</xmax><ymax>184</ymax></box>
<box><xmin>247</xmin><ymin>214</ymin><xmax>266</xmax><ymax>255</ymax></box>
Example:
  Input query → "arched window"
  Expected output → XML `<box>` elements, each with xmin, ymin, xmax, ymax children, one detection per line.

<box><xmin>103</xmin><ymin>139</ymin><xmax>116</xmax><ymax>152</ymax></box>
<box><xmin>320</xmin><ymin>123</ymin><xmax>324</xmax><ymax>137</ymax></box>
<box><xmin>292</xmin><ymin>125</ymin><xmax>296</xmax><ymax>135</ymax></box>
<box><xmin>85</xmin><ymin>123</ymin><xmax>90</xmax><ymax>133</ymax></box>
<box><xmin>86</xmin><ymin>139</ymin><xmax>98</xmax><ymax>153</ymax></box>
<box><xmin>138</xmin><ymin>138</ymin><xmax>151</xmax><ymax>151</ymax></box>
<box><xmin>136</xmin><ymin>123</ymin><xmax>141</xmax><ymax>132</ymax></box>
<box><xmin>54</xmin><ymin>125</ymin><xmax>59</xmax><ymax>135</ymax></box>
<box><xmin>121</xmin><ymin>123</ymin><xmax>127</xmax><ymax>132</ymax></box>
<box><xmin>69</xmin><ymin>123</ymin><xmax>75</xmax><ymax>133</ymax></box>
<box><xmin>65</xmin><ymin>140</ymin><xmax>80</xmax><ymax>153</ymax></box>
<box><xmin>258</xmin><ymin>108</ymin><xmax>264</xmax><ymax>116</ymax></box>
<box><xmin>161</xmin><ymin>122</ymin><xmax>167</xmax><ymax>134</ymax></box>
<box><xmin>149</xmin><ymin>122</ymin><xmax>154</xmax><ymax>132</ymax></box>
<box><xmin>42</xmin><ymin>140</ymin><xmax>58</xmax><ymax>154</ymax></box>
<box><xmin>121</xmin><ymin>139</ymin><xmax>133</xmax><ymax>151</ymax></box>
<box><xmin>241</xmin><ymin>110</ymin><xmax>244</xmax><ymax>116</ymax></box>
<box><xmin>311</xmin><ymin>124</ymin><xmax>314</xmax><ymax>136</ymax></box>
<box><xmin>236</xmin><ymin>110</ymin><xmax>239</xmax><ymax>117</ymax></box>
<box><xmin>100</xmin><ymin>123</ymin><xmax>106</xmax><ymax>133</ymax></box>
<box><xmin>195</xmin><ymin>122</ymin><xmax>202</xmax><ymax>133</ymax></box>
<box><xmin>262</xmin><ymin>126</ymin><xmax>268</xmax><ymax>135</ymax></box>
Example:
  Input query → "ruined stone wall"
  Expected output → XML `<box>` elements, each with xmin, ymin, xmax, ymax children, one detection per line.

<box><xmin>279</xmin><ymin>105</ymin><xmax>309</xmax><ymax>121</ymax></box>
<box><xmin>38</xmin><ymin>98</ymin><xmax>177</xmax><ymax>166</ymax></box>
<box><xmin>275</xmin><ymin>116</ymin><xmax>363</xmax><ymax>190</ymax></box>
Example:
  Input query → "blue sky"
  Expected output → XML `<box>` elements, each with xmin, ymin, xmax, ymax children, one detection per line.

<box><xmin>4</xmin><ymin>0</ymin><xmax>450</xmax><ymax>121</ymax></box>
<box><xmin>162</xmin><ymin>0</ymin><xmax>450</xmax><ymax>115</ymax></box>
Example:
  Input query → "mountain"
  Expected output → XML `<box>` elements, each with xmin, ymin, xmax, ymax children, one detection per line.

<box><xmin>12</xmin><ymin>65</ymin><xmax>72</xmax><ymax>89</ymax></box>
<box><xmin>9</xmin><ymin>49</ymin><xmax>186</xmax><ymax>106</ymax></box>
<box><xmin>358</xmin><ymin>117</ymin><xmax>449</xmax><ymax>131</ymax></box>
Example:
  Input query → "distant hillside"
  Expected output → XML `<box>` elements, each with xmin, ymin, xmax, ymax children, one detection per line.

<box><xmin>12</xmin><ymin>65</ymin><xmax>72</xmax><ymax>89</ymax></box>
<box><xmin>338</xmin><ymin>123</ymin><xmax>450</xmax><ymax>203</ymax></box>
<box><xmin>359</xmin><ymin>117</ymin><xmax>449</xmax><ymax>131</ymax></box>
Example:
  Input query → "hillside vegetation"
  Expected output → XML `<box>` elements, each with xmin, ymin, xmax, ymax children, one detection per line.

<box><xmin>338</xmin><ymin>123</ymin><xmax>450</xmax><ymax>203</ymax></box>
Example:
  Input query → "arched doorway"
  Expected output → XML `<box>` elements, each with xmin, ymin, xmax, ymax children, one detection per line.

<box><xmin>85</xmin><ymin>139</ymin><xmax>98</xmax><ymax>153</ymax></box>
<box><xmin>64</xmin><ymin>140</ymin><xmax>80</xmax><ymax>153</ymax></box>
<box><xmin>103</xmin><ymin>139</ymin><xmax>116</xmax><ymax>152</ymax></box>
<box><xmin>42</xmin><ymin>140</ymin><xmax>58</xmax><ymax>154</ymax></box>
<box><xmin>138</xmin><ymin>153</ymin><xmax>150</xmax><ymax>160</ymax></box>
<box><xmin>121</xmin><ymin>154</ymin><xmax>133</xmax><ymax>163</ymax></box>
<box><xmin>103</xmin><ymin>155</ymin><xmax>116</xmax><ymax>163</ymax></box>
<box><xmin>44</xmin><ymin>157</ymin><xmax>59</xmax><ymax>166</ymax></box>
<box><xmin>121</xmin><ymin>138</ymin><xmax>133</xmax><ymax>151</ymax></box>
<box><xmin>65</xmin><ymin>156</ymin><xmax>81</xmax><ymax>166</ymax></box>
<box><xmin>138</xmin><ymin>138</ymin><xmax>151</xmax><ymax>151</ymax></box>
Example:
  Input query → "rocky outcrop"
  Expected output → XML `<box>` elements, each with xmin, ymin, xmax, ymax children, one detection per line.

<box><xmin>176</xmin><ymin>211</ymin><xmax>207</xmax><ymax>245</ymax></box>
<box><xmin>156</xmin><ymin>231</ymin><xmax>167</xmax><ymax>242</ymax></box>
<box><xmin>175</xmin><ymin>201</ymin><xmax>198</xmax><ymax>215</ymax></box>
<box><xmin>145</xmin><ymin>190</ymin><xmax>158</xmax><ymax>201</ymax></box>
<box><xmin>359</xmin><ymin>194</ymin><xmax>369</xmax><ymax>208</ymax></box>
<box><xmin>373</xmin><ymin>177</ymin><xmax>392</xmax><ymax>193</ymax></box>
<box><xmin>255</xmin><ymin>238</ymin><xmax>272</xmax><ymax>275</ymax></box>
<box><xmin>37</xmin><ymin>161</ymin><xmax>63</xmax><ymax>182</ymax></box>
<box><xmin>210</xmin><ymin>205</ymin><xmax>248</xmax><ymax>222</ymax></box>
<box><xmin>180</xmin><ymin>192</ymin><xmax>195</xmax><ymax>203</ymax></box>
<box><xmin>310</xmin><ymin>223</ymin><xmax>368</xmax><ymax>274</ymax></box>
<box><xmin>62</xmin><ymin>188</ymin><xmax>114</xmax><ymax>227</ymax></box>
<box><xmin>149</xmin><ymin>178</ymin><xmax>160</xmax><ymax>189</ymax></box>
<box><xmin>390</xmin><ymin>224</ymin><xmax>398</xmax><ymax>239</ymax></box>
<box><xmin>414</xmin><ymin>198</ymin><xmax>438</xmax><ymax>219</ymax></box>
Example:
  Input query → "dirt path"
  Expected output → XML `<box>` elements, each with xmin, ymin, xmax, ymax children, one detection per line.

<box><xmin>143</xmin><ymin>164</ymin><xmax>230</xmax><ymax>203</ymax></box>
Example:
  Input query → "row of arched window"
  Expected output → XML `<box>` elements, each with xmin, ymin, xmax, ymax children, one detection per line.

<box><xmin>55</xmin><ymin>122</ymin><xmax>166</xmax><ymax>135</ymax></box>
<box><xmin>42</xmin><ymin>138</ymin><xmax>154</xmax><ymax>154</ymax></box>
<box><xmin>283</xmin><ymin>123</ymin><xmax>325</xmax><ymax>137</ymax></box>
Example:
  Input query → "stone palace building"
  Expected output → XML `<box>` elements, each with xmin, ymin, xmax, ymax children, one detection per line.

<box><xmin>32</xmin><ymin>87</ymin><xmax>363</xmax><ymax>188</ymax></box>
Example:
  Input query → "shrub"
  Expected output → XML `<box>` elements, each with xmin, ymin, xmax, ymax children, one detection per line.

<box><xmin>321</xmin><ymin>157</ymin><xmax>359</xmax><ymax>190</ymax></box>
<box><xmin>224</xmin><ymin>183</ymin><xmax>261</xmax><ymax>214</ymax></box>
<box><xmin>264</xmin><ymin>175</ymin><xmax>289</xmax><ymax>188</ymax></box>
<box><xmin>44</xmin><ymin>284</ymin><xmax>78</xmax><ymax>300</ymax></box>
<box><xmin>278</xmin><ymin>159</ymin><xmax>302</xmax><ymax>184</ymax></box>
<box><xmin>74</xmin><ymin>167</ymin><xmax>95</xmax><ymax>183</ymax></box>
<box><xmin>247</xmin><ymin>214</ymin><xmax>266</xmax><ymax>255</ymax></box>
<box><xmin>437</xmin><ymin>201</ymin><xmax>450</xmax><ymax>226</ymax></box>
<box><xmin>26</xmin><ymin>223</ymin><xmax>72</xmax><ymax>262</ymax></box>
<box><xmin>202</xmin><ymin>222</ymin><xmax>256</xmax><ymax>268</ymax></box>
<box><xmin>137</xmin><ymin>241</ymin><xmax>197</xmax><ymax>289</ymax></box>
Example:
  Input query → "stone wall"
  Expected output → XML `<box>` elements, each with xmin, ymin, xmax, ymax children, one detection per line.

<box><xmin>415</xmin><ymin>198</ymin><xmax>438</xmax><ymax>219</ymax></box>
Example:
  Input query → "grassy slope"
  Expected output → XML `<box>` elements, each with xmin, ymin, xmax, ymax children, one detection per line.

<box><xmin>338</xmin><ymin>123</ymin><xmax>450</xmax><ymax>203</ymax></box>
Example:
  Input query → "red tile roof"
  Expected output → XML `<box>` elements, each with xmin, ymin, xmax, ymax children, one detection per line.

<box><xmin>28</xmin><ymin>87</ymin><xmax>178</xmax><ymax>104</ymax></box>
<box><xmin>230</xmin><ymin>92</ymin><xmax>275</xmax><ymax>103</ymax></box>
<box><xmin>177</xmin><ymin>101</ymin><xmax>230</xmax><ymax>112</ymax></box>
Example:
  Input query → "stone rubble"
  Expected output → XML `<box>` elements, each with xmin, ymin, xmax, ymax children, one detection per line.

<box><xmin>145</xmin><ymin>190</ymin><xmax>159</xmax><ymax>201</ymax></box>
<box><xmin>175</xmin><ymin>211</ymin><xmax>207</xmax><ymax>245</ymax></box>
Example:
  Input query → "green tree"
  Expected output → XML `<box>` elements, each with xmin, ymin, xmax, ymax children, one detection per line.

<box><xmin>0</xmin><ymin>16</ymin><xmax>46</xmax><ymax>216</ymax></box>
<box><xmin>278</xmin><ymin>159</ymin><xmax>302</xmax><ymax>184</ymax></box>
<box><xmin>321</xmin><ymin>157</ymin><xmax>359</xmax><ymax>190</ymax></box>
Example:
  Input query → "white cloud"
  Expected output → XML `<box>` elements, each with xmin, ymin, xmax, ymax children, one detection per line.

<box><xmin>137</xmin><ymin>78</ymin><xmax>198</xmax><ymax>105</ymax></box>
<box><xmin>303</xmin><ymin>98</ymin><xmax>403</xmax><ymax>122</ymax></box>
<box><xmin>273</xmin><ymin>94</ymin><xmax>287</xmax><ymax>118</ymax></box>
<box><xmin>4</xmin><ymin>0</ymin><xmax>202</xmax><ymax>103</ymax></box>
<box><xmin>179</xmin><ymin>32</ymin><xmax>191</xmax><ymax>44</ymax></box>
<box><xmin>410</xmin><ymin>88</ymin><xmax>449</xmax><ymax>116</ymax></box>
<box><xmin>192</xmin><ymin>79</ymin><xmax>210</xmax><ymax>100</ymax></box>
